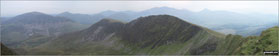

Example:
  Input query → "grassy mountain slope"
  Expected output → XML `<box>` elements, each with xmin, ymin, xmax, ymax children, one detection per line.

<box><xmin>31</xmin><ymin>18</ymin><xmax>126</xmax><ymax>54</ymax></box>
<box><xmin>31</xmin><ymin>15</ymin><xmax>225</xmax><ymax>55</ymax></box>
<box><xmin>12</xmin><ymin>14</ymin><xmax>277</xmax><ymax>55</ymax></box>
<box><xmin>237</xmin><ymin>26</ymin><xmax>278</xmax><ymax>55</ymax></box>
<box><xmin>117</xmin><ymin>15</ymin><xmax>225</xmax><ymax>55</ymax></box>
<box><xmin>212</xmin><ymin>34</ymin><xmax>245</xmax><ymax>55</ymax></box>
<box><xmin>211</xmin><ymin>26</ymin><xmax>278</xmax><ymax>55</ymax></box>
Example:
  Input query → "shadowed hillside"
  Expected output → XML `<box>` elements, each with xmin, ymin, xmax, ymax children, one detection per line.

<box><xmin>1</xmin><ymin>43</ymin><xmax>16</xmax><ymax>55</ymax></box>
<box><xmin>31</xmin><ymin>15</ymin><xmax>225</xmax><ymax>55</ymax></box>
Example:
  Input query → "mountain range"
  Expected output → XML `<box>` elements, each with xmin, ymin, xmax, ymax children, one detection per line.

<box><xmin>26</xmin><ymin>15</ymin><xmax>225</xmax><ymax>55</ymax></box>
<box><xmin>6</xmin><ymin>15</ymin><xmax>276</xmax><ymax>55</ymax></box>
<box><xmin>0</xmin><ymin>7</ymin><xmax>278</xmax><ymax>55</ymax></box>
<box><xmin>54</xmin><ymin>7</ymin><xmax>278</xmax><ymax>36</ymax></box>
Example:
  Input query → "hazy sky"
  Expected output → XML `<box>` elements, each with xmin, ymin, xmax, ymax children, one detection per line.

<box><xmin>1</xmin><ymin>1</ymin><xmax>278</xmax><ymax>17</ymax></box>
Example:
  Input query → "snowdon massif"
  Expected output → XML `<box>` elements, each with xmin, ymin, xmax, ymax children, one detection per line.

<box><xmin>17</xmin><ymin>15</ymin><xmax>277</xmax><ymax>55</ymax></box>
<box><xmin>29</xmin><ymin>15</ymin><xmax>225</xmax><ymax>55</ymax></box>
<box><xmin>1</xmin><ymin>12</ymin><xmax>278</xmax><ymax>55</ymax></box>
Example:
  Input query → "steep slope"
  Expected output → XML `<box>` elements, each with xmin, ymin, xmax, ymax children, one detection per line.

<box><xmin>32</xmin><ymin>15</ymin><xmax>225</xmax><ymax>55</ymax></box>
<box><xmin>212</xmin><ymin>34</ymin><xmax>245</xmax><ymax>55</ymax></box>
<box><xmin>118</xmin><ymin>15</ymin><xmax>225</xmax><ymax>55</ymax></box>
<box><xmin>1</xmin><ymin>43</ymin><xmax>16</xmax><ymax>55</ymax></box>
<box><xmin>31</xmin><ymin>18</ymin><xmax>126</xmax><ymax>54</ymax></box>
<box><xmin>1</xmin><ymin>12</ymin><xmax>88</xmax><ymax>52</ymax></box>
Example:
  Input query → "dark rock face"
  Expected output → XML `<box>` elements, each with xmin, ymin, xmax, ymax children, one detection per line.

<box><xmin>1</xmin><ymin>43</ymin><xmax>16</xmax><ymax>55</ymax></box>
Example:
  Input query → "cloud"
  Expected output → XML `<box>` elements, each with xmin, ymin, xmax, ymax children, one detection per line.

<box><xmin>1</xmin><ymin>1</ymin><xmax>278</xmax><ymax>17</ymax></box>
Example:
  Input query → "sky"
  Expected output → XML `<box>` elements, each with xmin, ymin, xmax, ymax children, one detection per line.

<box><xmin>1</xmin><ymin>1</ymin><xmax>278</xmax><ymax>17</ymax></box>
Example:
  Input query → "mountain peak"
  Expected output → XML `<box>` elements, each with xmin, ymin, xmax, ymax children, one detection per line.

<box><xmin>16</xmin><ymin>12</ymin><xmax>51</xmax><ymax>18</ymax></box>
<box><xmin>130</xmin><ymin>15</ymin><xmax>186</xmax><ymax>24</ymax></box>
<box><xmin>200</xmin><ymin>8</ymin><xmax>211</xmax><ymax>12</ymax></box>
<box><xmin>121</xmin><ymin>15</ymin><xmax>221</xmax><ymax>49</ymax></box>
<box><xmin>4</xmin><ymin>11</ymin><xmax>73</xmax><ymax>24</ymax></box>
<box><xmin>60</xmin><ymin>11</ymin><xmax>72</xmax><ymax>15</ymax></box>
<box><xmin>22</xmin><ymin>11</ymin><xmax>47</xmax><ymax>15</ymax></box>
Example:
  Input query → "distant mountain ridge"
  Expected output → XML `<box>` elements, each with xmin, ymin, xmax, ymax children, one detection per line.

<box><xmin>55</xmin><ymin>7</ymin><xmax>277</xmax><ymax>36</ymax></box>
<box><xmin>3</xmin><ymin>12</ymin><xmax>73</xmax><ymax>24</ymax></box>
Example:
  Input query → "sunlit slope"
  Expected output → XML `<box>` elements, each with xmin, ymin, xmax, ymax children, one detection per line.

<box><xmin>212</xmin><ymin>26</ymin><xmax>278</xmax><ymax>55</ymax></box>
<box><xmin>237</xmin><ymin>26</ymin><xmax>278</xmax><ymax>55</ymax></box>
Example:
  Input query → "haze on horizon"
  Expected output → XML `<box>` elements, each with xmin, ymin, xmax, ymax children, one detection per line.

<box><xmin>1</xmin><ymin>1</ymin><xmax>278</xmax><ymax>17</ymax></box>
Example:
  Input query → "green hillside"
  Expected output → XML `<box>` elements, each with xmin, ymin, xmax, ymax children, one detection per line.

<box><xmin>237</xmin><ymin>26</ymin><xmax>278</xmax><ymax>55</ymax></box>
<box><xmin>117</xmin><ymin>15</ymin><xmax>225</xmax><ymax>55</ymax></box>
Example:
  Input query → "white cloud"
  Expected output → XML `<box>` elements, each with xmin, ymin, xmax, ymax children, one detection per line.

<box><xmin>1</xmin><ymin>1</ymin><xmax>278</xmax><ymax>17</ymax></box>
